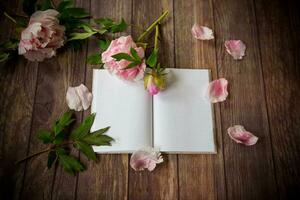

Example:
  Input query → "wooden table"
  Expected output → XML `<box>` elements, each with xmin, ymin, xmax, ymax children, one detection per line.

<box><xmin>0</xmin><ymin>0</ymin><xmax>299</xmax><ymax>199</ymax></box>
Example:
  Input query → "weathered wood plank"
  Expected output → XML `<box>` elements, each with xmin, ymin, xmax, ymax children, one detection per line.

<box><xmin>174</xmin><ymin>0</ymin><xmax>226</xmax><ymax>199</ymax></box>
<box><xmin>212</xmin><ymin>0</ymin><xmax>277</xmax><ymax>199</ymax></box>
<box><xmin>0</xmin><ymin>0</ymin><xmax>39</xmax><ymax>199</ymax></box>
<box><xmin>128</xmin><ymin>2</ymin><xmax>177</xmax><ymax>199</ymax></box>
<box><xmin>254</xmin><ymin>0</ymin><xmax>300</xmax><ymax>198</ymax></box>
<box><xmin>76</xmin><ymin>1</ymin><xmax>131</xmax><ymax>199</ymax></box>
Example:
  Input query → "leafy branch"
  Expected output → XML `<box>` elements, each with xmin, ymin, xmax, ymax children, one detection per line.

<box><xmin>16</xmin><ymin>111</ymin><xmax>114</xmax><ymax>175</ymax></box>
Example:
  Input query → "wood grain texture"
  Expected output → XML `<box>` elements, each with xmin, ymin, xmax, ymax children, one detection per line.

<box><xmin>254</xmin><ymin>0</ymin><xmax>300</xmax><ymax>198</ymax></box>
<box><xmin>212</xmin><ymin>0</ymin><xmax>278</xmax><ymax>199</ymax></box>
<box><xmin>174</xmin><ymin>0</ymin><xmax>226</xmax><ymax>199</ymax></box>
<box><xmin>129</xmin><ymin>1</ymin><xmax>178</xmax><ymax>200</ymax></box>
<box><xmin>75</xmin><ymin>1</ymin><xmax>131</xmax><ymax>199</ymax></box>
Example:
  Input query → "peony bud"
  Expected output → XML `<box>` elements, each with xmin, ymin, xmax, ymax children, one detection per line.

<box><xmin>144</xmin><ymin>73</ymin><xmax>166</xmax><ymax>95</ymax></box>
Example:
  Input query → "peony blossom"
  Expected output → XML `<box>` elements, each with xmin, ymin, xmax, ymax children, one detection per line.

<box><xmin>18</xmin><ymin>9</ymin><xmax>65</xmax><ymax>61</ymax></box>
<box><xmin>101</xmin><ymin>35</ymin><xmax>146</xmax><ymax>81</ymax></box>
<box><xmin>130</xmin><ymin>147</ymin><xmax>163</xmax><ymax>171</ymax></box>
<box><xmin>66</xmin><ymin>84</ymin><xmax>93</xmax><ymax>111</ymax></box>
<box><xmin>191</xmin><ymin>24</ymin><xmax>214</xmax><ymax>40</ymax></box>
<box><xmin>224</xmin><ymin>40</ymin><xmax>246</xmax><ymax>60</ymax></box>
<box><xmin>207</xmin><ymin>78</ymin><xmax>228</xmax><ymax>103</ymax></box>
<box><xmin>227</xmin><ymin>125</ymin><xmax>258</xmax><ymax>146</ymax></box>
<box><xmin>144</xmin><ymin>73</ymin><xmax>166</xmax><ymax>95</ymax></box>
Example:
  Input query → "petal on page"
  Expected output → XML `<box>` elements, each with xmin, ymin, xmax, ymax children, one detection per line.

<box><xmin>224</xmin><ymin>40</ymin><xmax>246</xmax><ymax>60</ymax></box>
<box><xmin>191</xmin><ymin>24</ymin><xmax>214</xmax><ymax>40</ymax></box>
<box><xmin>66</xmin><ymin>84</ymin><xmax>92</xmax><ymax>111</ymax></box>
<box><xmin>207</xmin><ymin>78</ymin><xmax>228</xmax><ymax>103</ymax></box>
<box><xmin>130</xmin><ymin>147</ymin><xmax>163</xmax><ymax>172</ymax></box>
<box><xmin>227</xmin><ymin>125</ymin><xmax>258</xmax><ymax>146</ymax></box>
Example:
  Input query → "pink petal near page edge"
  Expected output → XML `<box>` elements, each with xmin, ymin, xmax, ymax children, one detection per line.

<box><xmin>130</xmin><ymin>147</ymin><xmax>163</xmax><ymax>172</ymax></box>
<box><xmin>207</xmin><ymin>78</ymin><xmax>228</xmax><ymax>103</ymax></box>
<box><xmin>227</xmin><ymin>125</ymin><xmax>258</xmax><ymax>146</ymax></box>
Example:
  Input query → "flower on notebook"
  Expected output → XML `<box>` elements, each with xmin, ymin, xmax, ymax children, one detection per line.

<box><xmin>66</xmin><ymin>84</ymin><xmax>93</xmax><ymax>111</ymax></box>
<box><xmin>101</xmin><ymin>35</ymin><xmax>146</xmax><ymax>81</ymax></box>
<box><xmin>130</xmin><ymin>147</ymin><xmax>163</xmax><ymax>171</ymax></box>
<box><xmin>191</xmin><ymin>24</ymin><xmax>214</xmax><ymax>40</ymax></box>
<box><xmin>227</xmin><ymin>125</ymin><xmax>258</xmax><ymax>146</ymax></box>
<box><xmin>207</xmin><ymin>78</ymin><xmax>228</xmax><ymax>103</ymax></box>
<box><xmin>18</xmin><ymin>9</ymin><xmax>65</xmax><ymax>62</ymax></box>
<box><xmin>144</xmin><ymin>72</ymin><xmax>166</xmax><ymax>95</ymax></box>
<box><xmin>224</xmin><ymin>40</ymin><xmax>246</xmax><ymax>60</ymax></box>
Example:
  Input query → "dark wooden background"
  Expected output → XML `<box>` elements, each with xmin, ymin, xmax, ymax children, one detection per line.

<box><xmin>0</xmin><ymin>0</ymin><xmax>299</xmax><ymax>199</ymax></box>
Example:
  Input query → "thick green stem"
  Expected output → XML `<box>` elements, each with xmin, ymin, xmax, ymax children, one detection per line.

<box><xmin>154</xmin><ymin>25</ymin><xmax>159</xmax><ymax>51</ymax></box>
<box><xmin>137</xmin><ymin>11</ymin><xmax>169</xmax><ymax>42</ymax></box>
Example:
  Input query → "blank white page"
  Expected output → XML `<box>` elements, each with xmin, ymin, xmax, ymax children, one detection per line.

<box><xmin>153</xmin><ymin>69</ymin><xmax>216</xmax><ymax>153</ymax></box>
<box><xmin>91</xmin><ymin>69</ymin><xmax>152</xmax><ymax>153</ymax></box>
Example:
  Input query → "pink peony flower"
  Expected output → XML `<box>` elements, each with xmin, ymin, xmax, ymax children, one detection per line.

<box><xmin>18</xmin><ymin>9</ymin><xmax>65</xmax><ymax>61</ymax></box>
<box><xmin>101</xmin><ymin>36</ymin><xmax>146</xmax><ymax>81</ymax></box>
<box><xmin>227</xmin><ymin>125</ymin><xmax>258</xmax><ymax>146</ymax></box>
<box><xmin>191</xmin><ymin>24</ymin><xmax>214</xmax><ymax>40</ymax></box>
<box><xmin>130</xmin><ymin>147</ymin><xmax>163</xmax><ymax>171</ymax></box>
<box><xmin>66</xmin><ymin>84</ymin><xmax>93</xmax><ymax>111</ymax></box>
<box><xmin>144</xmin><ymin>73</ymin><xmax>166</xmax><ymax>95</ymax></box>
<box><xmin>224</xmin><ymin>40</ymin><xmax>246</xmax><ymax>60</ymax></box>
<box><xmin>207</xmin><ymin>78</ymin><xmax>228</xmax><ymax>103</ymax></box>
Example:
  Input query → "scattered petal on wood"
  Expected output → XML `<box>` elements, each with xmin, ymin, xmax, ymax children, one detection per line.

<box><xmin>130</xmin><ymin>147</ymin><xmax>163</xmax><ymax>172</ymax></box>
<box><xmin>66</xmin><ymin>84</ymin><xmax>93</xmax><ymax>111</ymax></box>
<box><xmin>224</xmin><ymin>40</ymin><xmax>246</xmax><ymax>60</ymax></box>
<box><xmin>207</xmin><ymin>78</ymin><xmax>228</xmax><ymax>103</ymax></box>
<box><xmin>191</xmin><ymin>24</ymin><xmax>214</xmax><ymax>40</ymax></box>
<box><xmin>227</xmin><ymin>125</ymin><xmax>258</xmax><ymax>146</ymax></box>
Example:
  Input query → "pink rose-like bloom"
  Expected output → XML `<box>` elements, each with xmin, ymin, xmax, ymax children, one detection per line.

<box><xmin>224</xmin><ymin>40</ymin><xmax>246</xmax><ymax>60</ymax></box>
<box><xmin>144</xmin><ymin>73</ymin><xmax>166</xmax><ymax>95</ymax></box>
<box><xmin>130</xmin><ymin>147</ymin><xmax>163</xmax><ymax>171</ymax></box>
<box><xmin>227</xmin><ymin>125</ymin><xmax>258</xmax><ymax>146</ymax></box>
<box><xmin>102</xmin><ymin>36</ymin><xmax>146</xmax><ymax>81</ymax></box>
<box><xmin>66</xmin><ymin>84</ymin><xmax>93</xmax><ymax>111</ymax></box>
<box><xmin>191</xmin><ymin>24</ymin><xmax>214</xmax><ymax>40</ymax></box>
<box><xmin>207</xmin><ymin>78</ymin><xmax>228</xmax><ymax>103</ymax></box>
<box><xmin>18</xmin><ymin>9</ymin><xmax>65</xmax><ymax>61</ymax></box>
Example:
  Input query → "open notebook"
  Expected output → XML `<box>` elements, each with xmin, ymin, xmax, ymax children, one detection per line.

<box><xmin>91</xmin><ymin>68</ymin><xmax>216</xmax><ymax>153</ymax></box>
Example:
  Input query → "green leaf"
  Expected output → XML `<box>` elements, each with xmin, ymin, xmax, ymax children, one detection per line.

<box><xmin>87</xmin><ymin>53</ymin><xmax>102</xmax><ymax>65</ymax></box>
<box><xmin>82</xmin><ymin>127</ymin><xmax>113</xmax><ymax>146</ymax></box>
<box><xmin>110</xmin><ymin>18</ymin><xmax>127</xmax><ymax>33</ymax></box>
<box><xmin>112</xmin><ymin>53</ymin><xmax>135</xmax><ymax>62</ymax></box>
<box><xmin>57</xmin><ymin>149</ymin><xmax>85</xmax><ymax>175</ymax></box>
<box><xmin>40</xmin><ymin>0</ymin><xmax>53</xmax><ymax>10</ymax></box>
<box><xmin>77</xmin><ymin>23</ymin><xmax>94</xmax><ymax>33</ymax></box>
<box><xmin>68</xmin><ymin>32</ymin><xmax>96</xmax><ymax>41</ymax></box>
<box><xmin>37</xmin><ymin>130</ymin><xmax>52</xmax><ymax>144</ymax></box>
<box><xmin>62</xmin><ymin>8</ymin><xmax>89</xmax><ymax>18</ymax></box>
<box><xmin>53</xmin><ymin>111</ymin><xmax>74</xmax><ymax>136</ymax></box>
<box><xmin>70</xmin><ymin>113</ymin><xmax>96</xmax><ymax>140</ymax></box>
<box><xmin>1</xmin><ymin>40</ymin><xmax>19</xmax><ymax>50</ymax></box>
<box><xmin>146</xmin><ymin>49</ymin><xmax>158</xmax><ymax>68</ymax></box>
<box><xmin>123</xmin><ymin>61</ymin><xmax>141</xmax><ymax>70</ymax></box>
<box><xmin>47</xmin><ymin>151</ymin><xmax>57</xmax><ymax>169</ymax></box>
<box><xmin>53</xmin><ymin>132</ymin><xmax>66</xmax><ymax>145</ymax></box>
<box><xmin>22</xmin><ymin>0</ymin><xmax>38</xmax><ymax>15</ymax></box>
<box><xmin>97</xmin><ymin>39</ymin><xmax>110</xmax><ymax>51</ymax></box>
<box><xmin>130</xmin><ymin>47</ymin><xmax>141</xmax><ymax>62</ymax></box>
<box><xmin>74</xmin><ymin>141</ymin><xmax>96</xmax><ymax>161</ymax></box>
<box><xmin>94</xmin><ymin>18</ymin><xmax>114</xmax><ymax>28</ymax></box>
<box><xmin>57</xmin><ymin>0</ymin><xmax>74</xmax><ymax>12</ymax></box>
<box><xmin>0</xmin><ymin>53</ymin><xmax>9</xmax><ymax>63</ymax></box>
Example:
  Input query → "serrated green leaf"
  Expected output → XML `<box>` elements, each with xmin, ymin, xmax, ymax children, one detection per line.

<box><xmin>112</xmin><ymin>53</ymin><xmax>135</xmax><ymax>62</ymax></box>
<box><xmin>68</xmin><ymin>32</ymin><xmax>96</xmax><ymax>41</ymax></box>
<box><xmin>57</xmin><ymin>150</ymin><xmax>85</xmax><ymax>175</ymax></box>
<box><xmin>130</xmin><ymin>47</ymin><xmax>141</xmax><ymax>62</ymax></box>
<box><xmin>97</xmin><ymin>39</ymin><xmax>110</xmax><ymax>51</ymax></box>
<box><xmin>70</xmin><ymin>113</ymin><xmax>96</xmax><ymax>140</ymax></box>
<box><xmin>22</xmin><ymin>0</ymin><xmax>38</xmax><ymax>15</ymax></box>
<box><xmin>53</xmin><ymin>111</ymin><xmax>74</xmax><ymax>136</ymax></box>
<box><xmin>37</xmin><ymin>130</ymin><xmax>52</xmax><ymax>144</ymax></box>
<box><xmin>47</xmin><ymin>151</ymin><xmax>57</xmax><ymax>169</ymax></box>
<box><xmin>82</xmin><ymin>127</ymin><xmax>113</xmax><ymax>146</ymax></box>
<box><xmin>146</xmin><ymin>49</ymin><xmax>158</xmax><ymax>68</ymax></box>
<box><xmin>57</xmin><ymin>0</ymin><xmax>74</xmax><ymax>12</ymax></box>
<box><xmin>87</xmin><ymin>53</ymin><xmax>102</xmax><ymax>65</ymax></box>
<box><xmin>110</xmin><ymin>18</ymin><xmax>127</xmax><ymax>33</ymax></box>
<box><xmin>74</xmin><ymin>141</ymin><xmax>96</xmax><ymax>161</ymax></box>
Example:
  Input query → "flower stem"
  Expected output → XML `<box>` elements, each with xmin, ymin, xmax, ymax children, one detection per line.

<box><xmin>4</xmin><ymin>12</ymin><xmax>17</xmax><ymax>24</ymax></box>
<box><xmin>154</xmin><ymin>25</ymin><xmax>159</xmax><ymax>51</ymax></box>
<box><xmin>137</xmin><ymin>11</ymin><xmax>169</xmax><ymax>42</ymax></box>
<box><xmin>15</xmin><ymin>148</ymin><xmax>52</xmax><ymax>164</ymax></box>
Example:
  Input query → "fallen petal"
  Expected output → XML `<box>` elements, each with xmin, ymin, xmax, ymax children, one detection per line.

<box><xmin>130</xmin><ymin>147</ymin><xmax>163</xmax><ymax>172</ymax></box>
<box><xmin>207</xmin><ymin>78</ymin><xmax>228</xmax><ymax>103</ymax></box>
<box><xmin>224</xmin><ymin>40</ymin><xmax>246</xmax><ymax>60</ymax></box>
<box><xmin>227</xmin><ymin>125</ymin><xmax>258</xmax><ymax>146</ymax></box>
<box><xmin>191</xmin><ymin>24</ymin><xmax>214</xmax><ymax>40</ymax></box>
<box><xmin>66</xmin><ymin>87</ymin><xmax>83</xmax><ymax>111</ymax></box>
<box><xmin>66</xmin><ymin>84</ymin><xmax>92</xmax><ymax>111</ymax></box>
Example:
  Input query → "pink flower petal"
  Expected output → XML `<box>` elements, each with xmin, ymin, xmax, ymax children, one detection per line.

<box><xmin>227</xmin><ymin>125</ymin><xmax>258</xmax><ymax>146</ymax></box>
<box><xmin>191</xmin><ymin>24</ymin><xmax>214</xmax><ymax>40</ymax></box>
<box><xmin>207</xmin><ymin>78</ymin><xmax>228</xmax><ymax>103</ymax></box>
<box><xmin>224</xmin><ymin>40</ymin><xmax>246</xmax><ymax>60</ymax></box>
<box><xmin>66</xmin><ymin>84</ymin><xmax>93</xmax><ymax>111</ymax></box>
<box><xmin>130</xmin><ymin>147</ymin><xmax>163</xmax><ymax>172</ymax></box>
